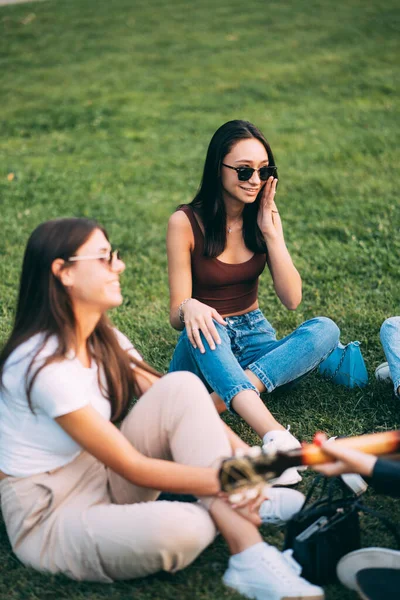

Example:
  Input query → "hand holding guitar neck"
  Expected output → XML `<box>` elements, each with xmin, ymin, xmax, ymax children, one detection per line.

<box><xmin>218</xmin><ymin>430</ymin><xmax>400</xmax><ymax>494</ymax></box>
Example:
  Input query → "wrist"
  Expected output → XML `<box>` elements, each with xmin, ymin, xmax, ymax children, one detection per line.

<box><xmin>263</xmin><ymin>231</ymin><xmax>285</xmax><ymax>246</ymax></box>
<box><xmin>178</xmin><ymin>298</ymin><xmax>192</xmax><ymax>323</ymax></box>
<box><xmin>359</xmin><ymin>455</ymin><xmax>377</xmax><ymax>477</ymax></box>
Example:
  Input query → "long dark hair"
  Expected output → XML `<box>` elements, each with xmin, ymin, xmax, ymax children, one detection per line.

<box><xmin>188</xmin><ymin>120</ymin><xmax>277</xmax><ymax>258</ymax></box>
<box><xmin>0</xmin><ymin>218</ymin><xmax>159</xmax><ymax>420</ymax></box>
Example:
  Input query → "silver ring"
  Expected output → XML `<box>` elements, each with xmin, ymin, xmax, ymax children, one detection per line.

<box><xmin>192</xmin><ymin>327</ymin><xmax>199</xmax><ymax>332</ymax></box>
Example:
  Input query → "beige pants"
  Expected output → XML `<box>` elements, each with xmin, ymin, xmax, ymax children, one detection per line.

<box><xmin>0</xmin><ymin>372</ymin><xmax>231</xmax><ymax>582</ymax></box>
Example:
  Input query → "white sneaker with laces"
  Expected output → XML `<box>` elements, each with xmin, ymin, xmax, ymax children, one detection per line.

<box><xmin>259</xmin><ymin>487</ymin><xmax>305</xmax><ymax>525</ymax></box>
<box><xmin>263</xmin><ymin>426</ymin><xmax>303</xmax><ymax>486</ymax></box>
<box><xmin>223</xmin><ymin>542</ymin><xmax>325</xmax><ymax>600</ymax></box>
<box><xmin>375</xmin><ymin>362</ymin><xmax>392</xmax><ymax>383</ymax></box>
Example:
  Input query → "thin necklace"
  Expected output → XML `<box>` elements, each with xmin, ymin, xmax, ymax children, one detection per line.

<box><xmin>227</xmin><ymin>216</ymin><xmax>243</xmax><ymax>234</ymax></box>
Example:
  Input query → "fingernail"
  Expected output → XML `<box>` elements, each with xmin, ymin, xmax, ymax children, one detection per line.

<box><xmin>211</xmin><ymin>345</ymin><xmax>215</xmax><ymax>350</ymax></box>
<box><xmin>245</xmin><ymin>488</ymin><xmax>258</xmax><ymax>500</ymax></box>
<box><xmin>217</xmin><ymin>338</ymin><xmax>221</xmax><ymax>344</ymax></box>
<box><xmin>201</xmin><ymin>349</ymin><xmax>205</xmax><ymax>354</ymax></box>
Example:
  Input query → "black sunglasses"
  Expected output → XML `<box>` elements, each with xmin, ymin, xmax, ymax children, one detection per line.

<box><xmin>222</xmin><ymin>163</ymin><xmax>278</xmax><ymax>182</ymax></box>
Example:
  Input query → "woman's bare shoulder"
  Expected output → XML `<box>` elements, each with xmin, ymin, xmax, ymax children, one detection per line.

<box><xmin>168</xmin><ymin>207</ymin><xmax>192</xmax><ymax>228</ymax></box>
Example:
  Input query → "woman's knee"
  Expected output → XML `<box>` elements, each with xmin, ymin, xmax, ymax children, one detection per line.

<box><xmin>157</xmin><ymin>506</ymin><xmax>216</xmax><ymax>572</ymax></box>
<box><xmin>309</xmin><ymin>316</ymin><xmax>340</xmax><ymax>347</ymax></box>
<box><xmin>163</xmin><ymin>370</ymin><xmax>208</xmax><ymax>394</ymax></box>
<box><xmin>161</xmin><ymin>371</ymin><xmax>212</xmax><ymax>409</ymax></box>
<box><xmin>380</xmin><ymin>317</ymin><xmax>400</xmax><ymax>343</ymax></box>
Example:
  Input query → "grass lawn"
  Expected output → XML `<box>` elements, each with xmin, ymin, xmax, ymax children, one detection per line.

<box><xmin>0</xmin><ymin>0</ymin><xmax>399</xmax><ymax>598</ymax></box>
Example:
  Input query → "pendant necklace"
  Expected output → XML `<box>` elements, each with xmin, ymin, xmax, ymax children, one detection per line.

<box><xmin>227</xmin><ymin>217</ymin><xmax>242</xmax><ymax>234</ymax></box>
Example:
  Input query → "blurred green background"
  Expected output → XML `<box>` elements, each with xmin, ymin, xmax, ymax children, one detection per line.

<box><xmin>0</xmin><ymin>0</ymin><xmax>399</xmax><ymax>598</ymax></box>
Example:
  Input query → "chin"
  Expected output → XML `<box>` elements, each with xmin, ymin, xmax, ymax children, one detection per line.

<box><xmin>105</xmin><ymin>294</ymin><xmax>123</xmax><ymax>309</ymax></box>
<box><xmin>239</xmin><ymin>195</ymin><xmax>258</xmax><ymax>205</ymax></box>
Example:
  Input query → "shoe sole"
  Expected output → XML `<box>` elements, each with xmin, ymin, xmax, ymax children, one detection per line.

<box><xmin>224</xmin><ymin>581</ymin><xmax>324</xmax><ymax>600</ymax></box>
<box><xmin>337</xmin><ymin>548</ymin><xmax>400</xmax><ymax>591</ymax></box>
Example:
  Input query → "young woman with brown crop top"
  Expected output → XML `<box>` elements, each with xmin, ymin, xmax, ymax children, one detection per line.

<box><xmin>167</xmin><ymin>120</ymin><xmax>340</xmax><ymax>485</ymax></box>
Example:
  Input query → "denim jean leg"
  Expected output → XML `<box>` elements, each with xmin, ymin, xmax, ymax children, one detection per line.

<box><xmin>380</xmin><ymin>317</ymin><xmax>400</xmax><ymax>395</ymax></box>
<box><xmin>169</xmin><ymin>322</ymin><xmax>258</xmax><ymax>410</ymax></box>
<box><xmin>247</xmin><ymin>316</ymin><xmax>340</xmax><ymax>391</ymax></box>
<box><xmin>169</xmin><ymin>332</ymin><xmax>211</xmax><ymax>390</ymax></box>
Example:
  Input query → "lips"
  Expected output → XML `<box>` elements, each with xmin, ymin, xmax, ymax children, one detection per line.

<box><xmin>240</xmin><ymin>186</ymin><xmax>259</xmax><ymax>193</ymax></box>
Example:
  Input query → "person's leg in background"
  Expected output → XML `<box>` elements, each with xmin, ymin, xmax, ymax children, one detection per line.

<box><xmin>378</xmin><ymin>317</ymin><xmax>400</xmax><ymax>396</ymax></box>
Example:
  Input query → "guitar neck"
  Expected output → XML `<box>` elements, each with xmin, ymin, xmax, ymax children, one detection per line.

<box><xmin>292</xmin><ymin>430</ymin><xmax>400</xmax><ymax>467</ymax></box>
<box><xmin>219</xmin><ymin>430</ymin><xmax>400</xmax><ymax>493</ymax></box>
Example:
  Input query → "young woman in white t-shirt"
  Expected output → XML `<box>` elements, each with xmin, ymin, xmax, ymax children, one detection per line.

<box><xmin>0</xmin><ymin>217</ymin><xmax>324</xmax><ymax>600</ymax></box>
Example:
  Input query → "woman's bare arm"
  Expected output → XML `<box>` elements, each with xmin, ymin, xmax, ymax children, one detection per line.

<box><xmin>167</xmin><ymin>211</ymin><xmax>226</xmax><ymax>350</ymax></box>
<box><xmin>257</xmin><ymin>178</ymin><xmax>302</xmax><ymax>310</ymax></box>
<box><xmin>56</xmin><ymin>406</ymin><xmax>220</xmax><ymax>496</ymax></box>
<box><xmin>167</xmin><ymin>211</ymin><xmax>194</xmax><ymax>330</ymax></box>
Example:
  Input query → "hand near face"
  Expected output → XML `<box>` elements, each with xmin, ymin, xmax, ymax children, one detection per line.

<box><xmin>256</xmin><ymin>177</ymin><xmax>283</xmax><ymax>240</ymax></box>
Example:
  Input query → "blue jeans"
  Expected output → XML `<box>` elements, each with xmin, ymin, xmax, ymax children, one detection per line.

<box><xmin>169</xmin><ymin>309</ymin><xmax>340</xmax><ymax>411</ymax></box>
<box><xmin>380</xmin><ymin>317</ymin><xmax>400</xmax><ymax>395</ymax></box>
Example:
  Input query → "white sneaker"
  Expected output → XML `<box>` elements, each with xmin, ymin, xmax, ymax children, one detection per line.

<box><xmin>263</xmin><ymin>427</ymin><xmax>303</xmax><ymax>485</ymax></box>
<box><xmin>259</xmin><ymin>487</ymin><xmax>305</xmax><ymax>525</ymax></box>
<box><xmin>337</xmin><ymin>548</ymin><xmax>400</xmax><ymax>591</ymax></box>
<box><xmin>375</xmin><ymin>362</ymin><xmax>392</xmax><ymax>383</ymax></box>
<box><xmin>223</xmin><ymin>542</ymin><xmax>325</xmax><ymax>600</ymax></box>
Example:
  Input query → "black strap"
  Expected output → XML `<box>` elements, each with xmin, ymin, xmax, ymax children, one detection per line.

<box><xmin>302</xmin><ymin>474</ymin><xmax>352</xmax><ymax>510</ymax></box>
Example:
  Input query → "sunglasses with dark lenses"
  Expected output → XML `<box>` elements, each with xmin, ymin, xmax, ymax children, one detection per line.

<box><xmin>222</xmin><ymin>163</ymin><xmax>278</xmax><ymax>182</ymax></box>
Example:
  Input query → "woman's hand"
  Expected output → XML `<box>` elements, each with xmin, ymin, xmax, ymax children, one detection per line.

<box><xmin>256</xmin><ymin>177</ymin><xmax>283</xmax><ymax>241</ymax></box>
<box><xmin>313</xmin><ymin>435</ymin><xmax>377</xmax><ymax>477</ymax></box>
<box><xmin>218</xmin><ymin>482</ymin><xmax>269</xmax><ymax>526</ymax></box>
<box><xmin>257</xmin><ymin>178</ymin><xmax>302</xmax><ymax>309</ymax></box>
<box><xmin>182</xmin><ymin>298</ymin><xmax>226</xmax><ymax>353</ymax></box>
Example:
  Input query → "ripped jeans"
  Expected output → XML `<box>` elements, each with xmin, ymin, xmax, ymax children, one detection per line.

<box><xmin>169</xmin><ymin>309</ymin><xmax>340</xmax><ymax>411</ymax></box>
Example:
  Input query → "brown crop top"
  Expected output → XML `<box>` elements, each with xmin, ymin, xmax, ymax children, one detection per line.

<box><xmin>179</xmin><ymin>205</ymin><xmax>267</xmax><ymax>315</ymax></box>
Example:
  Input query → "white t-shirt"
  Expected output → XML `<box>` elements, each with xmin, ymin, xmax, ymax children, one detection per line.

<box><xmin>0</xmin><ymin>329</ymin><xmax>142</xmax><ymax>477</ymax></box>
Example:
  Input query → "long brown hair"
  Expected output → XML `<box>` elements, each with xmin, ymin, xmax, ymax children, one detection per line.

<box><xmin>0</xmin><ymin>217</ymin><xmax>160</xmax><ymax>421</ymax></box>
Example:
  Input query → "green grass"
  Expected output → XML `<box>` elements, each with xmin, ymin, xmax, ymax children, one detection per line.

<box><xmin>0</xmin><ymin>0</ymin><xmax>399</xmax><ymax>598</ymax></box>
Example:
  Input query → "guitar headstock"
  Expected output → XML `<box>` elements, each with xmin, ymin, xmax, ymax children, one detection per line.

<box><xmin>218</xmin><ymin>449</ymin><xmax>296</xmax><ymax>493</ymax></box>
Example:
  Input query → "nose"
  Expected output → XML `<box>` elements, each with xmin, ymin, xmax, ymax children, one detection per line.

<box><xmin>248</xmin><ymin>170</ymin><xmax>261</xmax><ymax>185</ymax></box>
<box><xmin>112</xmin><ymin>256</ymin><xmax>125</xmax><ymax>274</ymax></box>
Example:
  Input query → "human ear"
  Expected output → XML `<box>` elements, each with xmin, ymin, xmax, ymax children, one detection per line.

<box><xmin>51</xmin><ymin>258</ymin><xmax>74</xmax><ymax>287</ymax></box>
